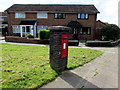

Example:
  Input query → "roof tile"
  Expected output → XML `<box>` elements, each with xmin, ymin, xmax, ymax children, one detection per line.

<box><xmin>6</xmin><ymin>4</ymin><xmax>100</xmax><ymax>14</ymax></box>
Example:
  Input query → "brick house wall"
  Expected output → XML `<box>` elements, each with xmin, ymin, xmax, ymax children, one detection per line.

<box><xmin>6</xmin><ymin>4</ymin><xmax>100</xmax><ymax>40</ymax></box>
<box><xmin>0</xmin><ymin>12</ymin><xmax>8</xmax><ymax>36</ymax></box>
<box><xmin>95</xmin><ymin>20</ymin><xmax>106</xmax><ymax>40</ymax></box>
<box><xmin>0</xmin><ymin>12</ymin><xmax>8</xmax><ymax>23</ymax></box>
<box><xmin>7</xmin><ymin>12</ymin><xmax>97</xmax><ymax>40</ymax></box>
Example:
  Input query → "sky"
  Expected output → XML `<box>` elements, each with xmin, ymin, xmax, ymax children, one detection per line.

<box><xmin>0</xmin><ymin>0</ymin><xmax>119</xmax><ymax>25</ymax></box>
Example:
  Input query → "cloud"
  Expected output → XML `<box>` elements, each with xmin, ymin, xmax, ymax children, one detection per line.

<box><xmin>0</xmin><ymin>5</ymin><xmax>8</xmax><ymax>11</ymax></box>
<box><xmin>101</xmin><ymin>0</ymin><xmax>118</xmax><ymax>16</ymax></box>
<box><xmin>97</xmin><ymin>0</ymin><xmax>119</xmax><ymax>25</ymax></box>
<box><xmin>0</xmin><ymin>0</ymin><xmax>14</xmax><ymax>11</ymax></box>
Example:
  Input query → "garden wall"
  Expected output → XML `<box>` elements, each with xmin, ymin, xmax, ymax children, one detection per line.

<box><xmin>5</xmin><ymin>36</ymin><xmax>79</xmax><ymax>46</ymax></box>
<box><xmin>86</xmin><ymin>40</ymin><xmax>120</xmax><ymax>47</ymax></box>
<box><xmin>5</xmin><ymin>36</ymin><xmax>49</xmax><ymax>44</ymax></box>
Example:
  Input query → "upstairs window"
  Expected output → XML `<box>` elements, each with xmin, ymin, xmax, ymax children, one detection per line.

<box><xmin>78</xmin><ymin>13</ymin><xmax>88</xmax><ymax>19</ymax></box>
<box><xmin>55</xmin><ymin>13</ymin><xmax>65</xmax><ymax>19</ymax></box>
<box><xmin>15</xmin><ymin>12</ymin><xmax>25</xmax><ymax>18</ymax></box>
<box><xmin>37</xmin><ymin>12</ymin><xmax>48</xmax><ymax>19</ymax></box>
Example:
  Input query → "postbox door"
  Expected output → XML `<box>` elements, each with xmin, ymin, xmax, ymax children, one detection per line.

<box><xmin>61</xmin><ymin>34</ymin><xmax>68</xmax><ymax>58</ymax></box>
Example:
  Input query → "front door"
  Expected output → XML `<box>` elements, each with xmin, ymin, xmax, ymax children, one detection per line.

<box><xmin>20</xmin><ymin>25</ymin><xmax>32</xmax><ymax>37</ymax></box>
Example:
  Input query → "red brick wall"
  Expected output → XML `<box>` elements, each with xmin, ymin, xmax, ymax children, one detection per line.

<box><xmin>96</xmin><ymin>20</ymin><xmax>106</xmax><ymax>27</ymax></box>
<box><xmin>95</xmin><ymin>20</ymin><xmax>106</xmax><ymax>40</ymax></box>
<box><xmin>8</xmin><ymin>12</ymin><xmax>97</xmax><ymax>40</ymax></box>
<box><xmin>5</xmin><ymin>36</ymin><xmax>40</xmax><ymax>44</ymax></box>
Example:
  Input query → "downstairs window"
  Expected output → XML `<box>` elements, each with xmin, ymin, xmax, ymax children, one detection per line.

<box><xmin>80</xmin><ymin>27</ymin><xmax>91</xmax><ymax>35</ymax></box>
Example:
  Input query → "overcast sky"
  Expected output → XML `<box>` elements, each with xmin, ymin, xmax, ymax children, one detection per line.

<box><xmin>0</xmin><ymin>0</ymin><xmax>119</xmax><ymax>25</ymax></box>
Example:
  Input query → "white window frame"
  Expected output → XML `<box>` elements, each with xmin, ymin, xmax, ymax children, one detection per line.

<box><xmin>20</xmin><ymin>25</ymin><xmax>33</xmax><ymax>37</ymax></box>
<box><xmin>78</xmin><ymin>13</ymin><xmax>88</xmax><ymax>19</ymax></box>
<box><xmin>78</xmin><ymin>13</ymin><xmax>81</xmax><ymax>19</ymax></box>
<box><xmin>54</xmin><ymin>13</ymin><xmax>65</xmax><ymax>19</ymax></box>
<box><xmin>81</xmin><ymin>13</ymin><xmax>85</xmax><ymax>19</ymax></box>
<box><xmin>12</xmin><ymin>25</ymin><xmax>20</xmax><ymax>33</ymax></box>
<box><xmin>85</xmin><ymin>14</ymin><xmax>88</xmax><ymax>19</ymax></box>
<box><xmin>15</xmin><ymin>12</ymin><xmax>26</xmax><ymax>18</ymax></box>
<box><xmin>37</xmin><ymin>12</ymin><xmax>48</xmax><ymax>19</ymax></box>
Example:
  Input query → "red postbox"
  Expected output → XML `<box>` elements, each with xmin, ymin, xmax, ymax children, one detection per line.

<box><xmin>61</xmin><ymin>34</ymin><xmax>68</xmax><ymax>58</ymax></box>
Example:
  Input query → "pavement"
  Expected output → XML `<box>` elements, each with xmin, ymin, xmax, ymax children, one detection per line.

<box><xmin>41</xmin><ymin>45</ymin><xmax>119</xmax><ymax>89</ymax></box>
<box><xmin>1</xmin><ymin>40</ymin><xmax>119</xmax><ymax>89</ymax></box>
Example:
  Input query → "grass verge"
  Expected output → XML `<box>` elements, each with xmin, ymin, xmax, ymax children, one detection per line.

<box><xmin>1</xmin><ymin>43</ymin><xmax>103</xmax><ymax>88</ymax></box>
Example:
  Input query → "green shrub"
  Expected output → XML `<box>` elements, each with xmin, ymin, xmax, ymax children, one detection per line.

<box><xmin>38</xmin><ymin>29</ymin><xmax>50</xmax><ymax>39</ymax></box>
<box><xmin>101</xmin><ymin>24</ymin><xmax>120</xmax><ymax>41</ymax></box>
<box><xmin>27</xmin><ymin>34</ymin><xmax>34</xmax><ymax>38</ymax></box>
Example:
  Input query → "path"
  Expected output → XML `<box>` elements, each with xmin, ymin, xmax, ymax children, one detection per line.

<box><xmin>41</xmin><ymin>46</ymin><xmax>118</xmax><ymax>89</ymax></box>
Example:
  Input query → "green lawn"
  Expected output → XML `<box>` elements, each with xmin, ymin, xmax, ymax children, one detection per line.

<box><xmin>1</xmin><ymin>43</ymin><xmax>103</xmax><ymax>88</ymax></box>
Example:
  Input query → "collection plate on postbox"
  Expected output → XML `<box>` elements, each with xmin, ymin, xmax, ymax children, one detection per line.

<box><xmin>61</xmin><ymin>34</ymin><xmax>68</xmax><ymax>58</ymax></box>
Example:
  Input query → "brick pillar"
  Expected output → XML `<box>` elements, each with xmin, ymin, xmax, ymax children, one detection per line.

<box><xmin>48</xmin><ymin>26</ymin><xmax>71</xmax><ymax>72</ymax></box>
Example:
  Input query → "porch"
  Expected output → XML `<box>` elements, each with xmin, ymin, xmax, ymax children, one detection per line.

<box><xmin>12</xmin><ymin>19</ymin><xmax>37</xmax><ymax>38</ymax></box>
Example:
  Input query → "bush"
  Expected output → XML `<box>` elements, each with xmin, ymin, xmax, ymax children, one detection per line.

<box><xmin>27</xmin><ymin>34</ymin><xmax>34</xmax><ymax>38</ymax></box>
<box><xmin>101</xmin><ymin>24</ymin><xmax>120</xmax><ymax>41</ymax></box>
<box><xmin>38</xmin><ymin>29</ymin><xmax>50</xmax><ymax>39</ymax></box>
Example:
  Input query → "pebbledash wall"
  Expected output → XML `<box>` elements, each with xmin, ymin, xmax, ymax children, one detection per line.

<box><xmin>8</xmin><ymin>12</ymin><xmax>97</xmax><ymax>40</ymax></box>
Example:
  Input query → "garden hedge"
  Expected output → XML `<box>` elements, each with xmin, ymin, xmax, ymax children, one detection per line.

<box><xmin>38</xmin><ymin>29</ymin><xmax>50</xmax><ymax>39</ymax></box>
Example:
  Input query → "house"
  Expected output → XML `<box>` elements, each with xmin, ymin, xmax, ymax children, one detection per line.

<box><xmin>0</xmin><ymin>12</ymin><xmax>8</xmax><ymax>36</ymax></box>
<box><xmin>5</xmin><ymin>4</ymin><xmax>100</xmax><ymax>40</ymax></box>
<box><xmin>95</xmin><ymin>20</ymin><xmax>107</xmax><ymax>40</ymax></box>
<box><xmin>0</xmin><ymin>12</ymin><xmax>8</xmax><ymax>26</ymax></box>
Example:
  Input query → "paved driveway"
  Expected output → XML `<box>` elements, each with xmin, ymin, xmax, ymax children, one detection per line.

<box><xmin>41</xmin><ymin>46</ymin><xmax>118</xmax><ymax>89</ymax></box>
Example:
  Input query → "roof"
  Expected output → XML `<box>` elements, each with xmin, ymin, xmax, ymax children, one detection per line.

<box><xmin>96</xmin><ymin>20</ymin><xmax>107</xmax><ymax>25</ymax></box>
<box><xmin>20</xmin><ymin>19</ymin><xmax>36</xmax><ymax>25</ymax></box>
<box><xmin>5</xmin><ymin>4</ymin><xmax>100</xmax><ymax>14</ymax></box>
<box><xmin>96</xmin><ymin>20</ymin><xmax>106</xmax><ymax>29</ymax></box>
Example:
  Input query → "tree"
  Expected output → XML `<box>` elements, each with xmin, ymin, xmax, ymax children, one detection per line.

<box><xmin>101</xmin><ymin>24</ymin><xmax>120</xmax><ymax>41</ymax></box>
